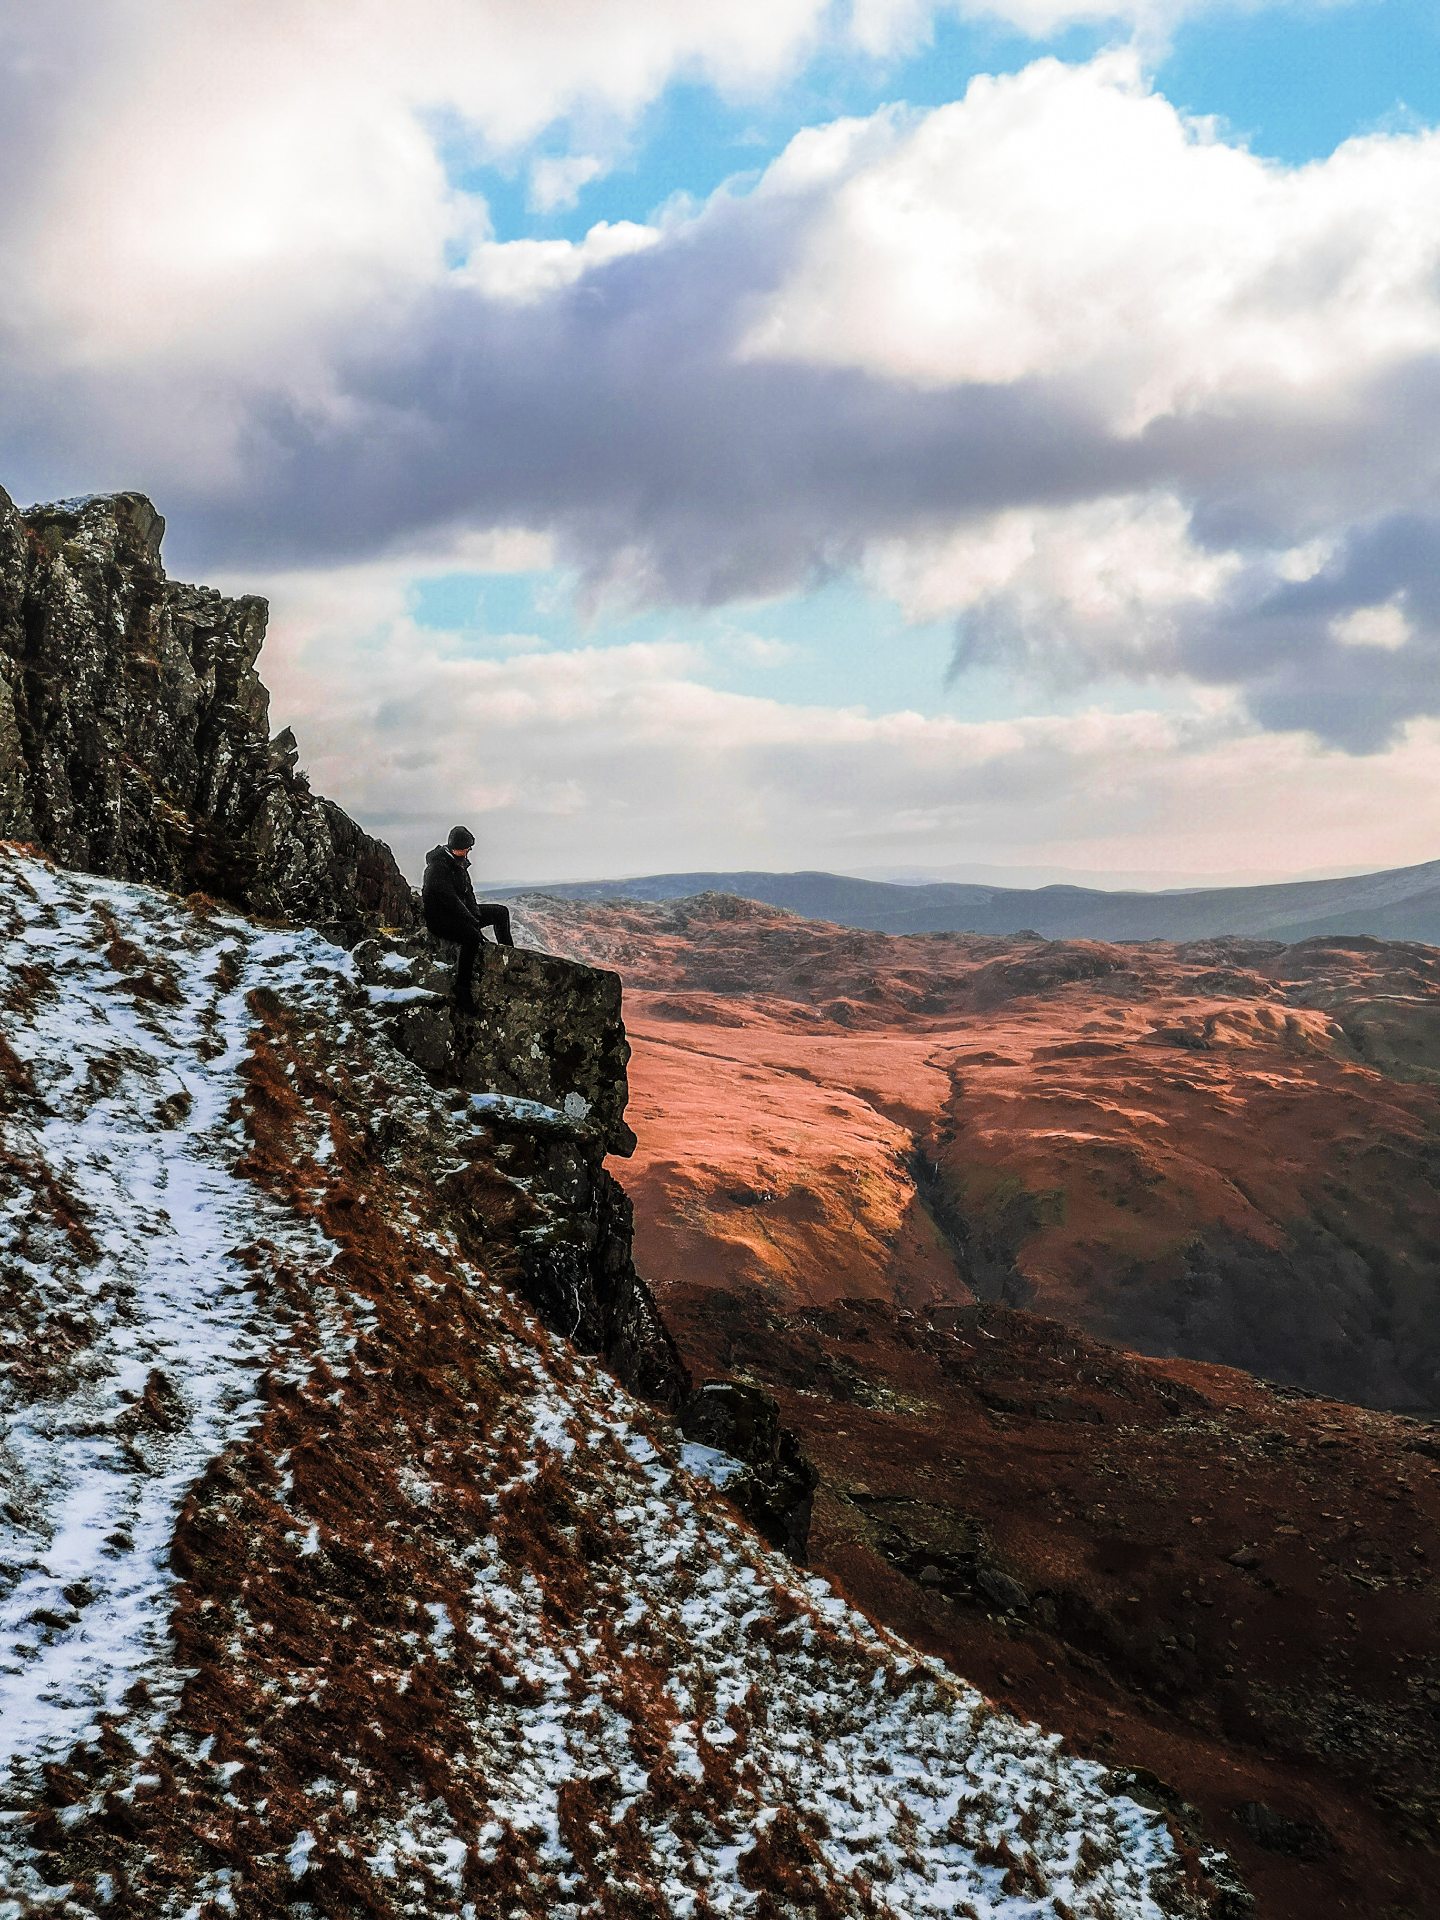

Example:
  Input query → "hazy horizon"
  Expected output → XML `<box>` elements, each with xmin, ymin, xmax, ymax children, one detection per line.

<box><xmin>467</xmin><ymin>854</ymin><xmax>1428</xmax><ymax>898</ymax></box>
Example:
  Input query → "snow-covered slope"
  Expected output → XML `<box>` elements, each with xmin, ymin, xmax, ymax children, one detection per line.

<box><xmin>0</xmin><ymin>857</ymin><xmax>330</xmax><ymax>1775</ymax></box>
<box><xmin>0</xmin><ymin>848</ymin><xmax>1222</xmax><ymax>1918</ymax></box>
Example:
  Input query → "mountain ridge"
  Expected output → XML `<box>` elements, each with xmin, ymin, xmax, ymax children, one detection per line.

<box><xmin>497</xmin><ymin>858</ymin><xmax>1440</xmax><ymax>945</ymax></box>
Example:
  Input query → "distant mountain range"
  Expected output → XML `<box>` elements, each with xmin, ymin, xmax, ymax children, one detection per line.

<box><xmin>500</xmin><ymin>856</ymin><xmax>1440</xmax><ymax>944</ymax></box>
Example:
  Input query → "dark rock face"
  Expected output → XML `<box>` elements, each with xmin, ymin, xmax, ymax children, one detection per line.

<box><xmin>0</xmin><ymin>489</ymin><xmax>415</xmax><ymax>944</ymax></box>
<box><xmin>1232</xmin><ymin>1801</ymin><xmax>1333</xmax><ymax>1862</ymax></box>
<box><xmin>0</xmin><ymin>480</ymin><xmax>820</xmax><ymax>1562</ymax></box>
<box><xmin>680</xmin><ymin>1380</ymin><xmax>819</xmax><ymax>1557</ymax></box>
<box><xmin>452</xmin><ymin>1080</ymin><xmax>692</xmax><ymax>1412</ymax></box>
<box><xmin>352</xmin><ymin>930</ymin><xmax>636</xmax><ymax>1157</ymax></box>
<box><xmin>0</xmin><ymin>487</ymin><xmax>652</xmax><ymax>1389</ymax></box>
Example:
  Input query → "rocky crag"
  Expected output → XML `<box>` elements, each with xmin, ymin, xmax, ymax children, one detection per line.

<box><xmin>0</xmin><ymin>484</ymin><xmax>1231</xmax><ymax>1912</ymax></box>
<box><xmin>347</xmin><ymin>930</ymin><xmax>819</xmax><ymax>1554</ymax></box>
<box><xmin>0</xmin><ymin>490</ymin><xmax>414</xmax><ymax>945</ymax></box>
<box><xmin>0</xmin><ymin>487</ymin><xmax>813</xmax><ymax>1556</ymax></box>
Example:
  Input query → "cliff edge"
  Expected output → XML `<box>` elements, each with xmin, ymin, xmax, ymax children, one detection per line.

<box><xmin>0</xmin><ymin>485</ymin><xmax>816</xmax><ymax>1553</ymax></box>
<box><xmin>0</xmin><ymin>494</ymin><xmax>1232</xmax><ymax>1917</ymax></box>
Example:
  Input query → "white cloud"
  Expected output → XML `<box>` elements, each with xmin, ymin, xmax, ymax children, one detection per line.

<box><xmin>722</xmin><ymin>54</ymin><xmax>1440</xmax><ymax>738</ymax></box>
<box><xmin>6</xmin><ymin>35</ymin><xmax>1440</xmax><ymax>755</ymax></box>
<box><xmin>5</xmin><ymin>6</ymin><xmax>1354</xmax><ymax>383</ymax></box>
<box><xmin>461</xmin><ymin>220</ymin><xmax>661</xmax><ymax>303</ymax></box>
<box><xmin>529</xmin><ymin>154</ymin><xmax>607</xmax><ymax>214</ymax></box>
<box><xmin>864</xmin><ymin>493</ymin><xmax>1238</xmax><ymax>678</ymax></box>
<box><xmin>741</xmin><ymin>52</ymin><xmax>1440</xmax><ymax>429</ymax></box>
<box><xmin>3</xmin><ymin>0</ymin><xmax>835</xmax><ymax>377</ymax></box>
<box><xmin>250</xmin><ymin>566</ymin><xmax>1440</xmax><ymax>884</ymax></box>
<box><xmin>1333</xmin><ymin>601</ymin><xmax>1411</xmax><ymax>652</ymax></box>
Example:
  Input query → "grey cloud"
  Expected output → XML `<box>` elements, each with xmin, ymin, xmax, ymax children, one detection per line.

<box><xmin>1159</xmin><ymin>357</ymin><xmax>1440</xmax><ymax>554</ymax></box>
<box><xmin>1169</xmin><ymin>513</ymin><xmax>1440</xmax><ymax>752</ymax></box>
<box><xmin>4</xmin><ymin>169</ymin><xmax>1440</xmax><ymax>752</ymax></box>
<box><xmin>167</xmin><ymin>203</ymin><xmax>1143</xmax><ymax>585</ymax></box>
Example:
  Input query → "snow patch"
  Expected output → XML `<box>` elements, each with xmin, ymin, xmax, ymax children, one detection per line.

<box><xmin>680</xmin><ymin>1440</ymin><xmax>746</xmax><ymax>1490</ymax></box>
<box><xmin>364</xmin><ymin>983</ymin><xmax>443</xmax><ymax>1007</ymax></box>
<box><xmin>0</xmin><ymin>846</ymin><xmax>1217</xmax><ymax>1919</ymax></box>
<box><xmin>469</xmin><ymin>1090</ymin><xmax>574</xmax><ymax>1127</ymax></box>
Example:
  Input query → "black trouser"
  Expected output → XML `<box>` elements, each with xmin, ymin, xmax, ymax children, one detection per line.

<box><xmin>424</xmin><ymin>902</ymin><xmax>514</xmax><ymax>1001</ymax></box>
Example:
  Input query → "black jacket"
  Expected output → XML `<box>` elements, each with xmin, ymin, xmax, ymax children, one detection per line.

<box><xmin>422</xmin><ymin>844</ymin><xmax>482</xmax><ymax>931</ymax></box>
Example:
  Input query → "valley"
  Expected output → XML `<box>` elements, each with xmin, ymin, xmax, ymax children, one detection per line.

<box><xmin>521</xmin><ymin>889</ymin><xmax>1440</xmax><ymax>1919</ymax></box>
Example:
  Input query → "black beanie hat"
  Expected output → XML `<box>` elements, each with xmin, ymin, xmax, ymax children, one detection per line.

<box><xmin>447</xmin><ymin>824</ymin><xmax>475</xmax><ymax>850</ymax></box>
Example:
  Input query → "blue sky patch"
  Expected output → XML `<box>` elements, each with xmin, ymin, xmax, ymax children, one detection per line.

<box><xmin>459</xmin><ymin>1</ymin><xmax>1438</xmax><ymax>250</ymax></box>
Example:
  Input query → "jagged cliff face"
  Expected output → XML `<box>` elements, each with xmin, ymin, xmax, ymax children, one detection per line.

<box><xmin>0</xmin><ymin>486</ymin><xmax>813</xmax><ymax>1553</ymax></box>
<box><xmin>0</xmin><ymin>849</ymin><xmax>1221</xmax><ymax>1919</ymax></box>
<box><xmin>0</xmin><ymin>490</ymin><xmax>414</xmax><ymax>944</ymax></box>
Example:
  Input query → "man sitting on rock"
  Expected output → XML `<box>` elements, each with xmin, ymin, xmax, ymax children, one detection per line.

<box><xmin>421</xmin><ymin>825</ymin><xmax>514</xmax><ymax>1014</ymax></box>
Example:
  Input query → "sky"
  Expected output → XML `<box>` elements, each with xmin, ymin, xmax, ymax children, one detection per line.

<box><xmin>3</xmin><ymin>0</ymin><xmax>1440</xmax><ymax>888</ymax></box>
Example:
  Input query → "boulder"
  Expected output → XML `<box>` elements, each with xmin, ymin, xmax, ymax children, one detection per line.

<box><xmin>349</xmin><ymin>929</ymin><xmax>695</xmax><ymax>1419</ymax></box>
<box><xmin>681</xmin><ymin>1380</ymin><xmax>818</xmax><ymax>1558</ymax></box>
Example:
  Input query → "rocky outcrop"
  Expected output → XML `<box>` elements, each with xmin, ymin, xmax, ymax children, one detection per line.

<box><xmin>680</xmin><ymin>1380</ymin><xmax>819</xmax><ymax>1556</ymax></box>
<box><xmin>352</xmin><ymin>930</ymin><xmax>819</xmax><ymax>1551</ymax></box>
<box><xmin>0</xmin><ymin>848</ymin><xmax>1220</xmax><ymax>1920</ymax></box>
<box><xmin>352</xmin><ymin>931</ymin><xmax>636</xmax><ymax>1157</ymax></box>
<box><xmin>0</xmin><ymin>489</ymin><xmax>414</xmax><ymax>944</ymax></box>
<box><xmin>0</xmin><ymin>483</ymin><xmax>818</xmax><ymax>1552</ymax></box>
